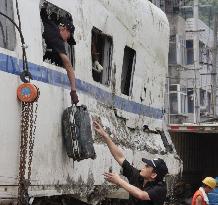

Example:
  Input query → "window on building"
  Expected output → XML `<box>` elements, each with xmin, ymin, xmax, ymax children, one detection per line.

<box><xmin>149</xmin><ymin>0</ymin><xmax>164</xmax><ymax>8</ymax></box>
<box><xmin>159</xmin><ymin>0</ymin><xmax>165</xmax><ymax>11</ymax></box>
<box><xmin>0</xmin><ymin>0</ymin><xmax>16</xmax><ymax>50</ymax></box>
<box><xmin>168</xmin><ymin>35</ymin><xmax>177</xmax><ymax>64</ymax></box>
<box><xmin>169</xmin><ymin>84</ymin><xmax>187</xmax><ymax>114</ymax></box>
<box><xmin>121</xmin><ymin>46</ymin><xmax>136</xmax><ymax>96</ymax></box>
<box><xmin>181</xmin><ymin>93</ymin><xmax>187</xmax><ymax>114</ymax></box>
<box><xmin>91</xmin><ymin>27</ymin><xmax>113</xmax><ymax>86</ymax></box>
<box><xmin>165</xmin><ymin>0</ymin><xmax>173</xmax><ymax>13</ymax></box>
<box><xmin>187</xmin><ymin>88</ymin><xmax>194</xmax><ymax>113</ymax></box>
<box><xmin>200</xmin><ymin>89</ymin><xmax>206</xmax><ymax>107</ymax></box>
<box><xmin>170</xmin><ymin>93</ymin><xmax>178</xmax><ymax>114</ymax></box>
<box><xmin>207</xmin><ymin>92</ymin><xmax>211</xmax><ymax>113</ymax></box>
<box><xmin>199</xmin><ymin>41</ymin><xmax>204</xmax><ymax>64</ymax></box>
<box><xmin>178</xmin><ymin>35</ymin><xmax>187</xmax><ymax>65</ymax></box>
<box><xmin>40</xmin><ymin>1</ymin><xmax>75</xmax><ymax>67</ymax></box>
<box><xmin>186</xmin><ymin>40</ymin><xmax>194</xmax><ymax>65</ymax></box>
<box><xmin>169</xmin><ymin>85</ymin><xmax>178</xmax><ymax>91</ymax></box>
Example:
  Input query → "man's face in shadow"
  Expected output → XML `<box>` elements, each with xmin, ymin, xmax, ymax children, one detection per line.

<box><xmin>59</xmin><ymin>26</ymin><xmax>71</xmax><ymax>42</ymax></box>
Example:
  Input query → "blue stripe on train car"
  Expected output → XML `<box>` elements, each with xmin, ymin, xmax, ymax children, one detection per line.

<box><xmin>0</xmin><ymin>52</ymin><xmax>163</xmax><ymax>119</ymax></box>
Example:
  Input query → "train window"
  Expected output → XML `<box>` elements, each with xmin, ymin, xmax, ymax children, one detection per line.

<box><xmin>0</xmin><ymin>0</ymin><xmax>16</xmax><ymax>50</ymax></box>
<box><xmin>91</xmin><ymin>27</ymin><xmax>113</xmax><ymax>86</ymax></box>
<box><xmin>40</xmin><ymin>1</ymin><xmax>75</xmax><ymax>67</ymax></box>
<box><xmin>121</xmin><ymin>46</ymin><xmax>136</xmax><ymax>96</ymax></box>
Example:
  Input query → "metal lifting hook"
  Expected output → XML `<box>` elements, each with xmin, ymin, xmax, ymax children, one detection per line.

<box><xmin>20</xmin><ymin>70</ymin><xmax>33</xmax><ymax>83</ymax></box>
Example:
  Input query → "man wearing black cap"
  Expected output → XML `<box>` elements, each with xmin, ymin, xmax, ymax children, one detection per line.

<box><xmin>40</xmin><ymin>6</ymin><xmax>79</xmax><ymax>104</ymax></box>
<box><xmin>93</xmin><ymin>121</ymin><xmax>168</xmax><ymax>205</ymax></box>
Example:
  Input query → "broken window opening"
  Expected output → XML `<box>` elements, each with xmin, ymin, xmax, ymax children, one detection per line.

<box><xmin>91</xmin><ymin>27</ymin><xmax>113</xmax><ymax>86</ymax></box>
<box><xmin>40</xmin><ymin>1</ymin><xmax>75</xmax><ymax>68</ymax></box>
<box><xmin>121</xmin><ymin>46</ymin><xmax>136</xmax><ymax>96</ymax></box>
<box><xmin>0</xmin><ymin>0</ymin><xmax>16</xmax><ymax>50</ymax></box>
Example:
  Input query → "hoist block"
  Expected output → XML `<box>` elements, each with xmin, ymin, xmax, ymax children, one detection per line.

<box><xmin>17</xmin><ymin>83</ymin><xmax>39</xmax><ymax>103</ymax></box>
<box><xmin>62</xmin><ymin>105</ymin><xmax>96</xmax><ymax>161</ymax></box>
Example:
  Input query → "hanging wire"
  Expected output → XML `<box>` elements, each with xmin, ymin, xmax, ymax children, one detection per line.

<box><xmin>15</xmin><ymin>0</ymin><xmax>29</xmax><ymax>74</ymax></box>
<box><xmin>0</xmin><ymin>0</ymin><xmax>30</xmax><ymax>80</ymax></box>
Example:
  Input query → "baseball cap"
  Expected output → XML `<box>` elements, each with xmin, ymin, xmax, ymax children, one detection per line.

<box><xmin>59</xmin><ymin>17</ymin><xmax>76</xmax><ymax>45</ymax></box>
<box><xmin>142</xmin><ymin>158</ymin><xmax>168</xmax><ymax>180</ymax></box>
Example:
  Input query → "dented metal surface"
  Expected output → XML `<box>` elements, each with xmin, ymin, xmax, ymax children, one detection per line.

<box><xmin>0</xmin><ymin>0</ymin><xmax>181</xmax><ymax>204</ymax></box>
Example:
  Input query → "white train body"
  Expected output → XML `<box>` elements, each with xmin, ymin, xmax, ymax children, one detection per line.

<box><xmin>0</xmin><ymin>0</ymin><xmax>181</xmax><ymax>203</ymax></box>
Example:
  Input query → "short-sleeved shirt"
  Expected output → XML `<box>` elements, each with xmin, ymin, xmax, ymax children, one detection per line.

<box><xmin>122</xmin><ymin>159</ymin><xmax>167</xmax><ymax>205</ymax></box>
<box><xmin>42</xmin><ymin>17</ymin><xmax>67</xmax><ymax>66</ymax></box>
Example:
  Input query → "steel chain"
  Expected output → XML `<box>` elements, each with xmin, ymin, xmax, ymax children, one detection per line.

<box><xmin>18</xmin><ymin>102</ymin><xmax>30</xmax><ymax>205</ymax></box>
<box><xmin>71</xmin><ymin>107</ymin><xmax>80</xmax><ymax>158</ymax></box>
<box><xmin>28</xmin><ymin>101</ymin><xmax>38</xmax><ymax>181</ymax></box>
<box><xmin>18</xmin><ymin>98</ymin><xmax>38</xmax><ymax>205</ymax></box>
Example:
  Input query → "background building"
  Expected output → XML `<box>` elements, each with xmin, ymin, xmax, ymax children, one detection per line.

<box><xmin>150</xmin><ymin>0</ymin><xmax>218</xmax><ymax>124</ymax></box>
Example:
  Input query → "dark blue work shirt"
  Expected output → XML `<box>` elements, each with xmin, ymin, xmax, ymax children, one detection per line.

<box><xmin>122</xmin><ymin>159</ymin><xmax>167</xmax><ymax>205</ymax></box>
<box><xmin>41</xmin><ymin>8</ymin><xmax>67</xmax><ymax>66</ymax></box>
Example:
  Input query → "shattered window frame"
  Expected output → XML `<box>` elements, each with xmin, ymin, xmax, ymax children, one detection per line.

<box><xmin>0</xmin><ymin>0</ymin><xmax>16</xmax><ymax>51</ymax></box>
<box><xmin>121</xmin><ymin>46</ymin><xmax>136</xmax><ymax>96</ymax></box>
<box><xmin>91</xmin><ymin>27</ymin><xmax>113</xmax><ymax>86</ymax></box>
<box><xmin>40</xmin><ymin>1</ymin><xmax>75</xmax><ymax>68</ymax></box>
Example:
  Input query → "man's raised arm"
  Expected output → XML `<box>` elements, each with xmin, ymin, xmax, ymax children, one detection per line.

<box><xmin>93</xmin><ymin>121</ymin><xmax>125</xmax><ymax>166</ymax></box>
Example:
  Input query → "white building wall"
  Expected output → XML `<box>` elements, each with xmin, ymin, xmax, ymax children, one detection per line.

<box><xmin>185</xmin><ymin>18</ymin><xmax>214</xmax><ymax>119</ymax></box>
<box><xmin>186</xmin><ymin>18</ymin><xmax>214</xmax><ymax>47</ymax></box>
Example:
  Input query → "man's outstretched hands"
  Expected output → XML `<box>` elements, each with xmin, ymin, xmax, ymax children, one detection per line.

<box><xmin>103</xmin><ymin>172</ymin><xmax>122</xmax><ymax>185</ymax></box>
<box><xmin>93</xmin><ymin>121</ymin><xmax>108</xmax><ymax>139</ymax></box>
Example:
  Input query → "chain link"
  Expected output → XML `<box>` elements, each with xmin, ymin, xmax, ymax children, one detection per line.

<box><xmin>28</xmin><ymin>102</ymin><xmax>38</xmax><ymax>181</ymax></box>
<box><xmin>18</xmin><ymin>98</ymin><xmax>38</xmax><ymax>205</ymax></box>
<box><xmin>70</xmin><ymin>107</ymin><xmax>80</xmax><ymax>159</ymax></box>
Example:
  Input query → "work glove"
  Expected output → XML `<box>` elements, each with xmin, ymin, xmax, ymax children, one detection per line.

<box><xmin>70</xmin><ymin>90</ymin><xmax>79</xmax><ymax>105</ymax></box>
<box><xmin>94</xmin><ymin>60</ymin><xmax>103</xmax><ymax>72</ymax></box>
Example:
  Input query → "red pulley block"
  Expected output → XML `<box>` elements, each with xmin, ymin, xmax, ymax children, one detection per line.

<box><xmin>17</xmin><ymin>83</ymin><xmax>39</xmax><ymax>103</ymax></box>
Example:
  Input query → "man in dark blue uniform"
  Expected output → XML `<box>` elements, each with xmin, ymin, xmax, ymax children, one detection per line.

<box><xmin>40</xmin><ymin>7</ymin><xmax>78</xmax><ymax>104</ymax></box>
<box><xmin>93</xmin><ymin>121</ymin><xmax>168</xmax><ymax>205</ymax></box>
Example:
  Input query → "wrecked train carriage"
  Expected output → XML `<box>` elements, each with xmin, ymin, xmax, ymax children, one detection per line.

<box><xmin>0</xmin><ymin>0</ymin><xmax>181</xmax><ymax>204</ymax></box>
